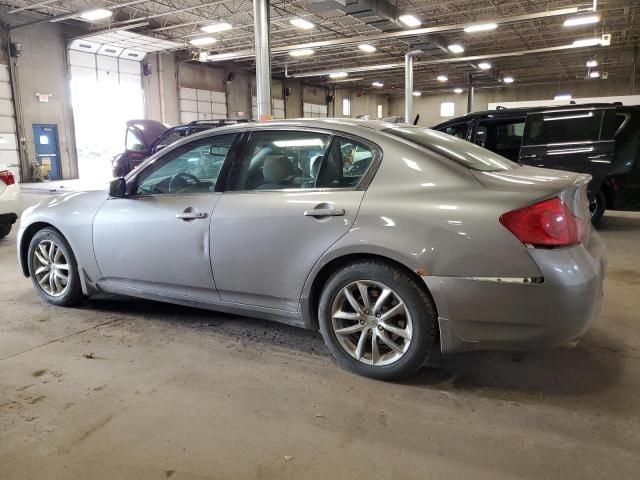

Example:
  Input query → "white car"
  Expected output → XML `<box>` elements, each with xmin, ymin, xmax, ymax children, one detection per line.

<box><xmin>0</xmin><ymin>164</ymin><xmax>21</xmax><ymax>238</ymax></box>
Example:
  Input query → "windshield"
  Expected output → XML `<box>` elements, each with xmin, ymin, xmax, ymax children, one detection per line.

<box><xmin>382</xmin><ymin>126</ymin><xmax>517</xmax><ymax>172</ymax></box>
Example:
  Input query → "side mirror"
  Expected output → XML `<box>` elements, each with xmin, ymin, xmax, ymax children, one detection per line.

<box><xmin>109</xmin><ymin>177</ymin><xmax>127</xmax><ymax>198</ymax></box>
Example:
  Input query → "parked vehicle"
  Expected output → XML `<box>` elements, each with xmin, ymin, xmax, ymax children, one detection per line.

<box><xmin>112</xmin><ymin>119</ymin><xmax>251</xmax><ymax>177</ymax></box>
<box><xmin>0</xmin><ymin>165</ymin><xmax>21</xmax><ymax>238</ymax></box>
<box><xmin>433</xmin><ymin>104</ymin><xmax>640</xmax><ymax>222</ymax></box>
<box><xmin>18</xmin><ymin>119</ymin><xmax>605</xmax><ymax>380</ymax></box>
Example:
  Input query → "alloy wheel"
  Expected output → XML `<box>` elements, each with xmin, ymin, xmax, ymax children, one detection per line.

<box><xmin>32</xmin><ymin>240</ymin><xmax>70</xmax><ymax>297</ymax></box>
<box><xmin>331</xmin><ymin>280</ymin><xmax>413</xmax><ymax>366</ymax></box>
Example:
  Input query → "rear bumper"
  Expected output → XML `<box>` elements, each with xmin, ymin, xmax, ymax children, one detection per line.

<box><xmin>424</xmin><ymin>232</ymin><xmax>606</xmax><ymax>354</ymax></box>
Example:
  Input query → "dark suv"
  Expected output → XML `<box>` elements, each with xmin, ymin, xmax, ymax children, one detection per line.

<box><xmin>113</xmin><ymin>119</ymin><xmax>251</xmax><ymax>177</ymax></box>
<box><xmin>434</xmin><ymin>104</ymin><xmax>640</xmax><ymax>222</ymax></box>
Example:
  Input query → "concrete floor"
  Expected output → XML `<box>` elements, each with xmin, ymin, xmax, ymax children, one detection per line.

<box><xmin>1</xmin><ymin>194</ymin><xmax>639</xmax><ymax>479</ymax></box>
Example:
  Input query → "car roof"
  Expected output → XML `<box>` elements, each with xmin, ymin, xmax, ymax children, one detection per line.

<box><xmin>185</xmin><ymin>118</ymin><xmax>398</xmax><ymax>135</ymax></box>
<box><xmin>434</xmin><ymin>103</ymin><xmax>640</xmax><ymax>129</ymax></box>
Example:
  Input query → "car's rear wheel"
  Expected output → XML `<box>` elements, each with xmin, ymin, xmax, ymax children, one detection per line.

<box><xmin>589</xmin><ymin>190</ymin><xmax>606</xmax><ymax>224</ymax></box>
<box><xmin>0</xmin><ymin>223</ymin><xmax>11</xmax><ymax>238</ymax></box>
<box><xmin>27</xmin><ymin>228</ymin><xmax>84</xmax><ymax>306</ymax></box>
<box><xmin>318</xmin><ymin>260</ymin><xmax>438</xmax><ymax>381</ymax></box>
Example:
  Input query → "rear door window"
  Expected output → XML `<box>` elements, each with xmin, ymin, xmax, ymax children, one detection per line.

<box><xmin>441</xmin><ymin>123</ymin><xmax>468</xmax><ymax>140</ymax></box>
<box><xmin>153</xmin><ymin>129</ymin><xmax>189</xmax><ymax>153</ymax></box>
<box><xmin>523</xmin><ymin>109</ymin><xmax>604</xmax><ymax>145</ymax></box>
<box><xmin>496</xmin><ymin>121</ymin><xmax>525</xmax><ymax>149</ymax></box>
<box><xmin>227</xmin><ymin>130</ymin><xmax>331</xmax><ymax>191</ymax></box>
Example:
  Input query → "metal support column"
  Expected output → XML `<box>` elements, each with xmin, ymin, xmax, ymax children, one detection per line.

<box><xmin>467</xmin><ymin>73</ymin><xmax>475</xmax><ymax>113</ymax></box>
<box><xmin>404</xmin><ymin>50</ymin><xmax>422</xmax><ymax>124</ymax></box>
<box><xmin>253</xmin><ymin>0</ymin><xmax>272</xmax><ymax>120</ymax></box>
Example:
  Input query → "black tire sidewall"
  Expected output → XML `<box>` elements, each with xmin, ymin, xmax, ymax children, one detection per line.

<box><xmin>27</xmin><ymin>228</ymin><xmax>83</xmax><ymax>306</ymax></box>
<box><xmin>590</xmin><ymin>191</ymin><xmax>606</xmax><ymax>224</ymax></box>
<box><xmin>318</xmin><ymin>261</ymin><xmax>437</xmax><ymax>381</ymax></box>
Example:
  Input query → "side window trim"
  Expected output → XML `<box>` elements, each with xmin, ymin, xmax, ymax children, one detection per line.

<box><xmin>126</xmin><ymin>132</ymin><xmax>240</xmax><ymax>196</ymax></box>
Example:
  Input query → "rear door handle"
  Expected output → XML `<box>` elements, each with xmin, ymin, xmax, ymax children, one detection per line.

<box><xmin>176</xmin><ymin>211</ymin><xmax>208</xmax><ymax>220</ymax></box>
<box><xmin>304</xmin><ymin>208</ymin><xmax>345</xmax><ymax>217</ymax></box>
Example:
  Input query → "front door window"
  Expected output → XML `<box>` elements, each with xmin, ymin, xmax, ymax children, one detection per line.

<box><xmin>135</xmin><ymin>134</ymin><xmax>236</xmax><ymax>195</ymax></box>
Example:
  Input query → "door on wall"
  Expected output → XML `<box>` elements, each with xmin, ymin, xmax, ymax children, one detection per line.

<box><xmin>180</xmin><ymin>87</ymin><xmax>228</xmax><ymax>123</ymax></box>
<box><xmin>32</xmin><ymin>124</ymin><xmax>61</xmax><ymax>180</ymax></box>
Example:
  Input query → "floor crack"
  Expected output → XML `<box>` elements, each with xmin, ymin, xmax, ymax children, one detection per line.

<box><xmin>0</xmin><ymin>318</ymin><xmax>119</xmax><ymax>362</ymax></box>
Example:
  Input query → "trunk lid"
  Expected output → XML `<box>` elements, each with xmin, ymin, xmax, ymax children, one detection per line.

<box><xmin>472</xmin><ymin>165</ymin><xmax>593</xmax><ymax>245</ymax></box>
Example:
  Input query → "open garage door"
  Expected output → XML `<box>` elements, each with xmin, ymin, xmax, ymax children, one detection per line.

<box><xmin>68</xmin><ymin>32</ymin><xmax>180</xmax><ymax>181</ymax></box>
<box><xmin>0</xmin><ymin>65</ymin><xmax>19</xmax><ymax>181</ymax></box>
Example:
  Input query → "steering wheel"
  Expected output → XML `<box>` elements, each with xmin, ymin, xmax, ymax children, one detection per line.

<box><xmin>168</xmin><ymin>172</ymin><xmax>203</xmax><ymax>193</ymax></box>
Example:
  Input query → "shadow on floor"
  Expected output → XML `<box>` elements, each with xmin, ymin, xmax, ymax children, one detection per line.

<box><xmin>77</xmin><ymin>295</ymin><xmax>623</xmax><ymax>398</ymax></box>
<box><xmin>598</xmin><ymin>212</ymin><xmax>640</xmax><ymax>232</ymax></box>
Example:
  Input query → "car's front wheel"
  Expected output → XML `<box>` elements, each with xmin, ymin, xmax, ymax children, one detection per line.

<box><xmin>27</xmin><ymin>228</ymin><xmax>84</xmax><ymax>306</ymax></box>
<box><xmin>318</xmin><ymin>260</ymin><xmax>438</xmax><ymax>381</ymax></box>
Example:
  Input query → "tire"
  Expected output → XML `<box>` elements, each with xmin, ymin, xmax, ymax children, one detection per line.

<box><xmin>318</xmin><ymin>260</ymin><xmax>438</xmax><ymax>381</ymax></box>
<box><xmin>589</xmin><ymin>190</ymin><xmax>606</xmax><ymax>225</ymax></box>
<box><xmin>0</xmin><ymin>223</ymin><xmax>11</xmax><ymax>238</ymax></box>
<box><xmin>27</xmin><ymin>228</ymin><xmax>85</xmax><ymax>307</ymax></box>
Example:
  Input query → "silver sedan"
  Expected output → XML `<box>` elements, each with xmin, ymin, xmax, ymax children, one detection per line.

<box><xmin>17</xmin><ymin>119</ymin><xmax>605</xmax><ymax>380</ymax></box>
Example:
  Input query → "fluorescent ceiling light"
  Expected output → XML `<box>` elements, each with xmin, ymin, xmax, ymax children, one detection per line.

<box><xmin>437</xmin><ymin>75</ymin><xmax>449</xmax><ymax>82</ymax></box>
<box><xmin>372</xmin><ymin>81</ymin><xmax>384</xmax><ymax>87</ymax></box>
<box><xmin>478</xmin><ymin>62</ymin><xmax>492</xmax><ymax>70</ymax></box>
<box><xmin>81</xmin><ymin>8</ymin><xmax>112</xmax><ymax>21</ymax></box>
<box><xmin>454</xmin><ymin>88</ymin><xmax>463</xmax><ymax>94</ymax></box>
<box><xmin>200</xmin><ymin>22</ymin><xmax>232</xmax><ymax>33</ymax></box>
<box><xmin>586</xmin><ymin>59</ymin><xmax>598</xmax><ymax>67</ymax></box>
<box><xmin>563</xmin><ymin>15</ymin><xmax>600</xmax><ymax>27</ymax></box>
<box><xmin>572</xmin><ymin>38</ymin><xmax>601</xmax><ymax>47</ymax></box>
<box><xmin>358</xmin><ymin>44</ymin><xmax>377</xmax><ymax>53</ymax></box>
<box><xmin>554</xmin><ymin>94</ymin><xmax>573</xmax><ymax>100</ymax></box>
<box><xmin>589</xmin><ymin>71</ymin><xmax>601</xmax><ymax>78</ymax></box>
<box><xmin>190</xmin><ymin>37</ymin><xmax>217</xmax><ymax>46</ymax></box>
<box><xmin>503</xmin><ymin>76</ymin><xmax>515</xmax><ymax>83</ymax></box>
<box><xmin>290</xmin><ymin>18</ymin><xmax>314</xmax><ymax>30</ymax></box>
<box><xmin>329</xmin><ymin>72</ymin><xmax>348</xmax><ymax>79</ymax></box>
<box><xmin>289</xmin><ymin>49</ymin><xmax>314</xmax><ymax>57</ymax></box>
<box><xmin>448</xmin><ymin>44</ymin><xmax>465</xmax><ymax>54</ymax></box>
<box><xmin>399</xmin><ymin>14</ymin><xmax>421</xmax><ymax>27</ymax></box>
<box><xmin>464</xmin><ymin>22</ymin><xmax>497</xmax><ymax>33</ymax></box>
<box><xmin>412</xmin><ymin>91</ymin><xmax>422</xmax><ymax>96</ymax></box>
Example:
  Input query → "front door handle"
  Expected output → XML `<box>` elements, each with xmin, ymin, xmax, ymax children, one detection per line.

<box><xmin>176</xmin><ymin>211</ymin><xmax>208</xmax><ymax>220</ymax></box>
<box><xmin>304</xmin><ymin>208</ymin><xmax>345</xmax><ymax>217</ymax></box>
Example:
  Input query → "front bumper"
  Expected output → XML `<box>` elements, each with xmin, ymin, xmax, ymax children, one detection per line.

<box><xmin>424</xmin><ymin>232</ymin><xmax>606</xmax><ymax>354</ymax></box>
<box><xmin>0</xmin><ymin>183</ymin><xmax>22</xmax><ymax>223</ymax></box>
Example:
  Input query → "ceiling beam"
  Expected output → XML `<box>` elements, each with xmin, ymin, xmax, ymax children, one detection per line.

<box><xmin>290</xmin><ymin>41</ymin><xmax>610</xmax><ymax>78</ymax></box>
<box><xmin>202</xmin><ymin>6</ymin><xmax>581</xmax><ymax>62</ymax></box>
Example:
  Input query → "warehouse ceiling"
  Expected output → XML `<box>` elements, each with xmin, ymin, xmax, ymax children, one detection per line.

<box><xmin>4</xmin><ymin>0</ymin><xmax>639</xmax><ymax>94</ymax></box>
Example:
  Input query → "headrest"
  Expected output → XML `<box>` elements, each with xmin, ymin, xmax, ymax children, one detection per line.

<box><xmin>263</xmin><ymin>156</ymin><xmax>294</xmax><ymax>183</ymax></box>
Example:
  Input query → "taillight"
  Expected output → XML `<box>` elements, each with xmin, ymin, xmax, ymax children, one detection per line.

<box><xmin>499</xmin><ymin>197</ymin><xmax>583</xmax><ymax>247</ymax></box>
<box><xmin>0</xmin><ymin>170</ymin><xmax>15</xmax><ymax>186</ymax></box>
